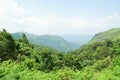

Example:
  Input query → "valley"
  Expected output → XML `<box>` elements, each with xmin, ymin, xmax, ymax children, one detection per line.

<box><xmin>0</xmin><ymin>28</ymin><xmax>120</xmax><ymax>80</ymax></box>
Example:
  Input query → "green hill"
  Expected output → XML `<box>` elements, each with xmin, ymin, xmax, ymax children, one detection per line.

<box><xmin>1</xmin><ymin>28</ymin><xmax>120</xmax><ymax>80</ymax></box>
<box><xmin>12</xmin><ymin>32</ymin><xmax>78</xmax><ymax>52</ymax></box>
<box><xmin>89</xmin><ymin>28</ymin><xmax>120</xmax><ymax>43</ymax></box>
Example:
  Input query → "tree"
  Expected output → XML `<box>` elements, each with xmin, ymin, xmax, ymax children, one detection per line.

<box><xmin>21</xmin><ymin>33</ymin><xmax>29</xmax><ymax>44</ymax></box>
<box><xmin>0</xmin><ymin>29</ymin><xmax>16</xmax><ymax>61</ymax></box>
<box><xmin>3</xmin><ymin>28</ymin><xmax>7</xmax><ymax>33</ymax></box>
<box><xmin>40</xmin><ymin>48</ymin><xmax>54</xmax><ymax>72</ymax></box>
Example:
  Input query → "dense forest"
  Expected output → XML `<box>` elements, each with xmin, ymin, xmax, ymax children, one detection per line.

<box><xmin>0</xmin><ymin>28</ymin><xmax>120</xmax><ymax>80</ymax></box>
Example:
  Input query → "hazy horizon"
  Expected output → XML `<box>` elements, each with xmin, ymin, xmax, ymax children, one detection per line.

<box><xmin>0</xmin><ymin>0</ymin><xmax>120</xmax><ymax>35</ymax></box>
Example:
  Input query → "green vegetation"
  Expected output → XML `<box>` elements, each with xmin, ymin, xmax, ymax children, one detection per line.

<box><xmin>12</xmin><ymin>32</ymin><xmax>78</xmax><ymax>52</ymax></box>
<box><xmin>0</xmin><ymin>29</ymin><xmax>16</xmax><ymax>61</ymax></box>
<box><xmin>1</xmin><ymin>28</ymin><xmax>120</xmax><ymax>80</ymax></box>
<box><xmin>89</xmin><ymin>28</ymin><xmax>120</xmax><ymax>43</ymax></box>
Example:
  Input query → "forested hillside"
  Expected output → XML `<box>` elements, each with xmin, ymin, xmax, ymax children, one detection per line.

<box><xmin>12</xmin><ymin>32</ymin><xmax>78</xmax><ymax>52</ymax></box>
<box><xmin>89</xmin><ymin>28</ymin><xmax>120</xmax><ymax>43</ymax></box>
<box><xmin>0</xmin><ymin>28</ymin><xmax>120</xmax><ymax>80</ymax></box>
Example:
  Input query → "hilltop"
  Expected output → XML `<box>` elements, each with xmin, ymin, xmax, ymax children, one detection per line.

<box><xmin>89</xmin><ymin>28</ymin><xmax>120</xmax><ymax>43</ymax></box>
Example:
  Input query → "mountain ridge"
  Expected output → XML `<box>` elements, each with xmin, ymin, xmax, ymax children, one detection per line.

<box><xmin>89</xmin><ymin>28</ymin><xmax>120</xmax><ymax>43</ymax></box>
<box><xmin>12</xmin><ymin>32</ymin><xmax>78</xmax><ymax>52</ymax></box>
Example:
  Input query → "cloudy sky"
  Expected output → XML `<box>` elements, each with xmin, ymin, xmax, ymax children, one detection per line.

<box><xmin>0</xmin><ymin>0</ymin><xmax>120</xmax><ymax>35</ymax></box>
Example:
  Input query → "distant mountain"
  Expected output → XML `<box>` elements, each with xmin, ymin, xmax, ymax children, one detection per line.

<box><xmin>12</xmin><ymin>32</ymin><xmax>78</xmax><ymax>52</ymax></box>
<box><xmin>89</xmin><ymin>28</ymin><xmax>120</xmax><ymax>43</ymax></box>
<box><xmin>60</xmin><ymin>34</ymin><xmax>93</xmax><ymax>46</ymax></box>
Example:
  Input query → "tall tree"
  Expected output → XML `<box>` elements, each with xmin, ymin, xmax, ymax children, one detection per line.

<box><xmin>0</xmin><ymin>29</ymin><xmax>16</xmax><ymax>61</ymax></box>
<box><xmin>3</xmin><ymin>28</ymin><xmax>7</xmax><ymax>33</ymax></box>
<box><xmin>21</xmin><ymin>33</ymin><xmax>29</xmax><ymax>44</ymax></box>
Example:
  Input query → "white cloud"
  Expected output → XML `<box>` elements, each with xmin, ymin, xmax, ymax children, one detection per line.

<box><xmin>0</xmin><ymin>0</ymin><xmax>90</xmax><ymax>34</ymax></box>
<box><xmin>0</xmin><ymin>0</ymin><xmax>87</xmax><ymax>34</ymax></box>
<box><xmin>0</xmin><ymin>0</ymin><xmax>120</xmax><ymax>35</ymax></box>
<box><xmin>0</xmin><ymin>0</ymin><xmax>24</xmax><ymax>17</ymax></box>
<box><xmin>0</xmin><ymin>0</ymin><xmax>25</xmax><ymax>32</ymax></box>
<box><xmin>102</xmin><ymin>12</ymin><xmax>120</xmax><ymax>27</ymax></box>
<box><xmin>16</xmin><ymin>15</ymin><xmax>89</xmax><ymax>34</ymax></box>
<box><xmin>92</xmin><ymin>12</ymin><xmax>120</xmax><ymax>33</ymax></box>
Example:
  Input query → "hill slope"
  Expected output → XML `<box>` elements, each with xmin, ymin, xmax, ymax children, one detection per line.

<box><xmin>89</xmin><ymin>28</ymin><xmax>120</xmax><ymax>43</ymax></box>
<box><xmin>12</xmin><ymin>32</ymin><xmax>78</xmax><ymax>52</ymax></box>
<box><xmin>1</xmin><ymin>28</ymin><xmax>120</xmax><ymax>79</ymax></box>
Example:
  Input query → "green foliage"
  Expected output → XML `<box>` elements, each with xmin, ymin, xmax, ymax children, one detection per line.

<box><xmin>89</xmin><ymin>28</ymin><xmax>120</xmax><ymax>43</ymax></box>
<box><xmin>0</xmin><ymin>29</ymin><xmax>16</xmax><ymax>61</ymax></box>
<box><xmin>57</xmin><ymin>67</ymin><xmax>76</xmax><ymax>80</ymax></box>
<box><xmin>21</xmin><ymin>33</ymin><xmax>29</xmax><ymax>44</ymax></box>
<box><xmin>1</xmin><ymin>28</ymin><xmax>120</xmax><ymax>80</ymax></box>
<box><xmin>93</xmin><ymin>56</ymin><xmax>111</xmax><ymax>71</ymax></box>
<box><xmin>113</xmin><ymin>55</ymin><xmax>120</xmax><ymax>66</ymax></box>
<box><xmin>113</xmin><ymin>66</ymin><xmax>120</xmax><ymax>77</ymax></box>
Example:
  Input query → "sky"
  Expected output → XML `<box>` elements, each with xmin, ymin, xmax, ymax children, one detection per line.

<box><xmin>0</xmin><ymin>0</ymin><xmax>120</xmax><ymax>35</ymax></box>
